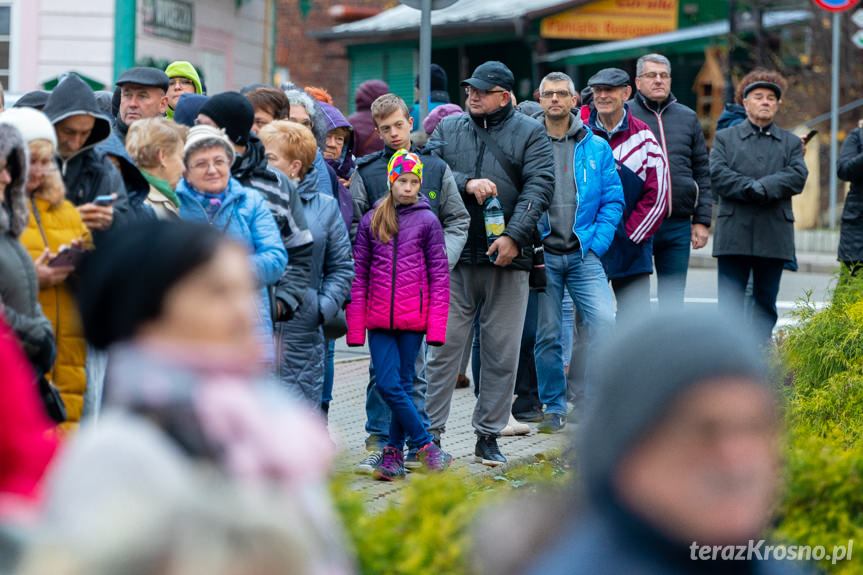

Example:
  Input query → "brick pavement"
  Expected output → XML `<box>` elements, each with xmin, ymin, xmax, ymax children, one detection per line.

<box><xmin>327</xmin><ymin>356</ymin><xmax>568</xmax><ymax>508</ymax></box>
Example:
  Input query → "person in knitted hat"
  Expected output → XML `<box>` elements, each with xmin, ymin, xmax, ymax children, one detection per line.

<box><xmin>526</xmin><ymin>310</ymin><xmax>801</xmax><ymax>574</ymax></box>
<box><xmin>164</xmin><ymin>61</ymin><xmax>203</xmax><ymax>120</ymax></box>
<box><xmin>347</xmin><ymin>148</ymin><xmax>454</xmax><ymax>480</ymax></box>
<box><xmin>197</xmin><ymin>91</ymin><xmax>255</xmax><ymax>151</ymax></box>
<box><xmin>173</xmin><ymin>93</ymin><xmax>208</xmax><ymax>128</ymax></box>
<box><xmin>175</xmin><ymin>124</ymin><xmax>286</xmax><ymax>371</ymax></box>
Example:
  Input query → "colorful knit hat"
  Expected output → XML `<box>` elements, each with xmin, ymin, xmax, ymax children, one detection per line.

<box><xmin>387</xmin><ymin>149</ymin><xmax>423</xmax><ymax>189</ymax></box>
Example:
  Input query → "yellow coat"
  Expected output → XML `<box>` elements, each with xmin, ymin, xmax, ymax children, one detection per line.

<box><xmin>19</xmin><ymin>197</ymin><xmax>92</xmax><ymax>432</ymax></box>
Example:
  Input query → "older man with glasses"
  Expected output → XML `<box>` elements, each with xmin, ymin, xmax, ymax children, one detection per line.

<box><xmin>425</xmin><ymin>61</ymin><xmax>554</xmax><ymax>465</ymax></box>
<box><xmin>629</xmin><ymin>54</ymin><xmax>712</xmax><ymax>309</ymax></box>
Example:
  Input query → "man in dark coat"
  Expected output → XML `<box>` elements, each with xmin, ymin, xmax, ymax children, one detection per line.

<box><xmin>630</xmin><ymin>53</ymin><xmax>712</xmax><ymax>308</ymax></box>
<box><xmin>710</xmin><ymin>71</ymin><xmax>808</xmax><ymax>343</ymax></box>
<box><xmin>527</xmin><ymin>310</ymin><xmax>815</xmax><ymax>575</ymax></box>
<box><xmin>43</xmin><ymin>74</ymin><xmax>132</xmax><ymax>245</ymax></box>
<box><xmin>112</xmin><ymin>67</ymin><xmax>169</xmax><ymax>144</ymax></box>
<box><xmin>425</xmin><ymin>61</ymin><xmax>554</xmax><ymax>466</ymax></box>
<box><xmin>837</xmin><ymin>120</ymin><xmax>863</xmax><ymax>271</ymax></box>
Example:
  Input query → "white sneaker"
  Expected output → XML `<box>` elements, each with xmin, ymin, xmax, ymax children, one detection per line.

<box><xmin>356</xmin><ymin>450</ymin><xmax>383</xmax><ymax>475</ymax></box>
<box><xmin>500</xmin><ymin>413</ymin><xmax>530</xmax><ymax>436</ymax></box>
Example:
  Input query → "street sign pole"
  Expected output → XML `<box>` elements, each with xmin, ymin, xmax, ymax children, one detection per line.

<box><xmin>830</xmin><ymin>11</ymin><xmax>840</xmax><ymax>228</ymax></box>
<box><xmin>419</xmin><ymin>0</ymin><xmax>432</xmax><ymax>127</ymax></box>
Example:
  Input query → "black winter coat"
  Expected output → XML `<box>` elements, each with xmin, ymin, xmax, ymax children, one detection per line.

<box><xmin>837</xmin><ymin>127</ymin><xmax>863</xmax><ymax>263</ymax></box>
<box><xmin>710</xmin><ymin>121</ymin><xmax>808</xmax><ymax>262</ymax></box>
<box><xmin>429</xmin><ymin>103</ymin><xmax>554</xmax><ymax>272</ymax></box>
<box><xmin>630</xmin><ymin>92</ymin><xmax>712</xmax><ymax>226</ymax></box>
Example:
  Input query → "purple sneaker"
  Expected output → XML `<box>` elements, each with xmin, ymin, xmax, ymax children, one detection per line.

<box><xmin>417</xmin><ymin>441</ymin><xmax>453</xmax><ymax>473</ymax></box>
<box><xmin>374</xmin><ymin>447</ymin><xmax>406</xmax><ymax>481</ymax></box>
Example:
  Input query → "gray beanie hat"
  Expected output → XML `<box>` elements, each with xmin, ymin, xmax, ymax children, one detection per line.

<box><xmin>579</xmin><ymin>310</ymin><xmax>771</xmax><ymax>498</ymax></box>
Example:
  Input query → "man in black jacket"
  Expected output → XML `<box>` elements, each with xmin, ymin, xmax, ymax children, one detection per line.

<box><xmin>196</xmin><ymin>91</ymin><xmax>314</xmax><ymax>322</ymax></box>
<box><xmin>710</xmin><ymin>71</ymin><xmax>807</xmax><ymax>343</ymax></box>
<box><xmin>425</xmin><ymin>61</ymin><xmax>554</xmax><ymax>466</ymax></box>
<box><xmin>630</xmin><ymin>53</ymin><xmax>712</xmax><ymax>308</ymax></box>
<box><xmin>43</xmin><ymin>74</ymin><xmax>131</xmax><ymax>245</ymax></box>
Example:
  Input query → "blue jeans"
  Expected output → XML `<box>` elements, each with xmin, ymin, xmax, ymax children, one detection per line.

<box><xmin>653</xmin><ymin>218</ymin><xmax>691</xmax><ymax>309</ymax></box>
<box><xmin>561</xmin><ymin>291</ymin><xmax>574</xmax><ymax>368</ymax></box>
<box><xmin>365</xmin><ymin>339</ymin><xmax>429</xmax><ymax>449</ymax></box>
<box><xmin>536</xmin><ymin>250</ymin><xmax>615</xmax><ymax>408</ymax></box>
<box><xmin>322</xmin><ymin>339</ymin><xmax>335</xmax><ymax>409</ymax></box>
<box><xmin>717</xmin><ymin>255</ymin><xmax>784</xmax><ymax>344</ymax></box>
<box><xmin>368</xmin><ymin>330</ymin><xmax>433</xmax><ymax>451</ymax></box>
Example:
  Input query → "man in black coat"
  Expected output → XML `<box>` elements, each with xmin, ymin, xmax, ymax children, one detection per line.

<box><xmin>630</xmin><ymin>53</ymin><xmax>712</xmax><ymax>308</ymax></box>
<box><xmin>425</xmin><ymin>61</ymin><xmax>554</xmax><ymax>466</ymax></box>
<box><xmin>710</xmin><ymin>71</ymin><xmax>808</xmax><ymax>343</ymax></box>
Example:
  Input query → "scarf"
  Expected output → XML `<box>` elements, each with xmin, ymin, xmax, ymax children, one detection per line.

<box><xmin>142</xmin><ymin>171</ymin><xmax>181</xmax><ymax>208</ymax></box>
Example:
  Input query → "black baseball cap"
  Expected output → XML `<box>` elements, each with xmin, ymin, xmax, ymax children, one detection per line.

<box><xmin>116</xmin><ymin>67</ymin><xmax>170</xmax><ymax>92</ymax></box>
<box><xmin>461</xmin><ymin>61</ymin><xmax>514</xmax><ymax>92</ymax></box>
<box><xmin>743</xmin><ymin>81</ymin><xmax>782</xmax><ymax>100</ymax></box>
<box><xmin>587</xmin><ymin>68</ymin><xmax>631</xmax><ymax>88</ymax></box>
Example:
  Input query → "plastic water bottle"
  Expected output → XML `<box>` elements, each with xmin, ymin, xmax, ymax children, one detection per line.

<box><xmin>483</xmin><ymin>197</ymin><xmax>505</xmax><ymax>262</ymax></box>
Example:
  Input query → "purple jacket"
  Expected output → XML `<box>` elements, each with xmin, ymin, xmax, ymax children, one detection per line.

<box><xmin>347</xmin><ymin>197</ymin><xmax>449</xmax><ymax>346</ymax></box>
<box><xmin>318</xmin><ymin>101</ymin><xmax>355</xmax><ymax>231</ymax></box>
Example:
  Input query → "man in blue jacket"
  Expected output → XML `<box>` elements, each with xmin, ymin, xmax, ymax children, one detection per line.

<box><xmin>534</xmin><ymin>72</ymin><xmax>623</xmax><ymax>429</ymax></box>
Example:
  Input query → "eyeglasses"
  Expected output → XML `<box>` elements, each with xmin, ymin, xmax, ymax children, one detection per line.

<box><xmin>639</xmin><ymin>72</ymin><xmax>671</xmax><ymax>80</ymax></box>
<box><xmin>189</xmin><ymin>158</ymin><xmax>229</xmax><ymax>171</ymax></box>
<box><xmin>465</xmin><ymin>86</ymin><xmax>507</xmax><ymax>97</ymax></box>
<box><xmin>540</xmin><ymin>90</ymin><xmax>572</xmax><ymax>99</ymax></box>
<box><xmin>289</xmin><ymin>117</ymin><xmax>313</xmax><ymax>129</ymax></box>
<box><xmin>169</xmin><ymin>77</ymin><xmax>195</xmax><ymax>88</ymax></box>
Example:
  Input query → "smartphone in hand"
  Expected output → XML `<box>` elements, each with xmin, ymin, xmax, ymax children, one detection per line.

<box><xmin>92</xmin><ymin>194</ymin><xmax>117</xmax><ymax>206</ymax></box>
<box><xmin>802</xmin><ymin>129</ymin><xmax>818</xmax><ymax>144</ymax></box>
<box><xmin>48</xmin><ymin>247</ymin><xmax>85</xmax><ymax>269</ymax></box>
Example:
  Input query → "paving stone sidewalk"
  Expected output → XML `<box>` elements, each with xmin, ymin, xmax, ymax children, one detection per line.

<box><xmin>327</xmin><ymin>356</ymin><xmax>569</xmax><ymax>509</ymax></box>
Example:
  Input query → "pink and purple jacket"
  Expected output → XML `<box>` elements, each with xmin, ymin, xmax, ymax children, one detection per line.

<box><xmin>346</xmin><ymin>197</ymin><xmax>449</xmax><ymax>346</ymax></box>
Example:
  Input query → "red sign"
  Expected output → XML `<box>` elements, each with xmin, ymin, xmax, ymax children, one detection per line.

<box><xmin>812</xmin><ymin>0</ymin><xmax>860</xmax><ymax>12</ymax></box>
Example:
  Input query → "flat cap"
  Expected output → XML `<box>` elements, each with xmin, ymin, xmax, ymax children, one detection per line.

<box><xmin>115</xmin><ymin>67</ymin><xmax>170</xmax><ymax>92</ymax></box>
<box><xmin>587</xmin><ymin>68</ymin><xmax>630</xmax><ymax>88</ymax></box>
<box><xmin>743</xmin><ymin>81</ymin><xmax>782</xmax><ymax>100</ymax></box>
<box><xmin>461</xmin><ymin>61</ymin><xmax>514</xmax><ymax>92</ymax></box>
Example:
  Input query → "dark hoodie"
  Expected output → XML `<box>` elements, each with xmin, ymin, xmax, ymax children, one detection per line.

<box><xmin>232</xmin><ymin>133</ymin><xmax>314</xmax><ymax>321</ymax></box>
<box><xmin>317</xmin><ymin>101</ymin><xmax>355</xmax><ymax>231</ymax></box>
<box><xmin>348</xmin><ymin>79</ymin><xmax>389</xmax><ymax>158</ymax></box>
<box><xmin>42</xmin><ymin>74</ymin><xmax>132</xmax><ymax>243</ymax></box>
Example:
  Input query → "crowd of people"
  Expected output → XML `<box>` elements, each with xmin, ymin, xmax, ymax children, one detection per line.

<box><xmin>0</xmin><ymin>52</ymin><xmax>833</xmax><ymax>573</ymax></box>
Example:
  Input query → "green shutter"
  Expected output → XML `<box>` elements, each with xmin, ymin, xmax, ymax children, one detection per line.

<box><xmin>348</xmin><ymin>44</ymin><xmax>416</xmax><ymax>114</ymax></box>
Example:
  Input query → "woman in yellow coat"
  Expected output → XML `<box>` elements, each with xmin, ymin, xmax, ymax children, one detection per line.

<box><xmin>1</xmin><ymin>108</ymin><xmax>92</xmax><ymax>432</ymax></box>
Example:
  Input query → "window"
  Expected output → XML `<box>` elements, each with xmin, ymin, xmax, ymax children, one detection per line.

<box><xmin>0</xmin><ymin>5</ymin><xmax>9</xmax><ymax>89</ymax></box>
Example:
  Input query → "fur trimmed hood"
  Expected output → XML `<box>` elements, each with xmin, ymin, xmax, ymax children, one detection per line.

<box><xmin>0</xmin><ymin>123</ymin><xmax>30</xmax><ymax>236</ymax></box>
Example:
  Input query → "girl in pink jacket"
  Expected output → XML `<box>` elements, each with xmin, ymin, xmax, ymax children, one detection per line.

<box><xmin>346</xmin><ymin>150</ymin><xmax>451</xmax><ymax>480</ymax></box>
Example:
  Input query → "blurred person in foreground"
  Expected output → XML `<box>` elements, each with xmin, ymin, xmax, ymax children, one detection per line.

<box><xmin>17</xmin><ymin>220</ymin><xmax>353</xmax><ymax>575</ymax></box>
<box><xmin>521</xmin><ymin>310</ymin><xmax>811</xmax><ymax>575</ymax></box>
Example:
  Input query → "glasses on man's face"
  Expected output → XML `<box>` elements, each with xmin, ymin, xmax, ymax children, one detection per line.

<box><xmin>640</xmin><ymin>72</ymin><xmax>671</xmax><ymax>81</ymax></box>
<box><xmin>170</xmin><ymin>78</ymin><xmax>195</xmax><ymax>88</ymax></box>
<box><xmin>190</xmin><ymin>158</ymin><xmax>229</xmax><ymax>172</ymax></box>
<box><xmin>465</xmin><ymin>86</ymin><xmax>506</xmax><ymax>98</ymax></box>
<box><xmin>540</xmin><ymin>90</ymin><xmax>572</xmax><ymax>99</ymax></box>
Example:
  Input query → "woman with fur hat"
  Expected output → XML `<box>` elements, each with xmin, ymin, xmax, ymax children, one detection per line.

<box><xmin>3</xmin><ymin>108</ymin><xmax>93</xmax><ymax>431</ymax></box>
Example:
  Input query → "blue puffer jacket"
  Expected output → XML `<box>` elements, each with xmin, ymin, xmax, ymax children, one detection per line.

<box><xmin>275</xmin><ymin>163</ymin><xmax>354</xmax><ymax>405</ymax></box>
<box><xmin>537</xmin><ymin>125</ymin><xmax>624</xmax><ymax>258</ymax></box>
<box><xmin>176</xmin><ymin>176</ymin><xmax>287</xmax><ymax>367</ymax></box>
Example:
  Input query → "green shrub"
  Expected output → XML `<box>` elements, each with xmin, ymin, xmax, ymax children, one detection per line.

<box><xmin>331</xmin><ymin>456</ymin><xmax>570</xmax><ymax>575</ymax></box>
<box><xmin>775</xmin><ymin>271</ymin><xmax>863</xmax><ymax>573</ymax></box>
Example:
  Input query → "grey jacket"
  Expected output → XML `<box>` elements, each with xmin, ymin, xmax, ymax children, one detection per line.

<box><xmin>430</xmin><ymin>103</ymin><xmax>555</xmax><ymax>271</ymax></box>
<box><xmin>0</xmin><ymin>124</ymin><xmax>55</xmax><ymax>373</ymax></box>
<box><xmin>710</xmin><ymin>121</ymin><xmax>808</xmax><ymax>261</ymax></box>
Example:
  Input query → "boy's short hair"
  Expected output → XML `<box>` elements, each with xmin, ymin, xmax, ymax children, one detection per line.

<box><xmin>259</xmin><ymin>120</ymin><xmax>317</xmax><ymax>178</ymax></box>
<box><xmin>370</xmin><ymin>93</ymin><xmax>410</xmax><ymax>126</ymax></box>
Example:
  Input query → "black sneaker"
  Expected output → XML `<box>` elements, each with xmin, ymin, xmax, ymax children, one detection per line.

<box><xmin>537</xmin><ymin>413</ymin><xmax>566</xmax><ymax>434</ymax></box>
<box><xmin>474</xmin><ymin>435</ymin><xmax>506</xmax><ymax>466</ymax></box>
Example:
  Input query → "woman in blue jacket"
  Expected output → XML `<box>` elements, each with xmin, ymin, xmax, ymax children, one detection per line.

<box><xmin>260</xmin><ymin>120</ymin><xmax>353</xmax><ymax>411</ymax></box>
<box><xmin>176</xmin><ymin>125</ymin><xmax>287</xmax><ymax>369</ymax></box>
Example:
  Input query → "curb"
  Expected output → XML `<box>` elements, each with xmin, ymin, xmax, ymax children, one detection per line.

<box><xmin>688</xmin><ymin>254</ymin><xmax>840</xmax><ymax>275</ymax></box>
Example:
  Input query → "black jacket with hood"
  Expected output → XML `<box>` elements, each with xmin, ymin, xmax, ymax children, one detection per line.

<box><xmin>42</xmin><ymin>74</ymin><xmax>132</xmax><ymax>244</ymax></box>
<box><xmin>233</xmin><ymin>133</ymin><xmax>314</xmax><ymax>320</ymax></box>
